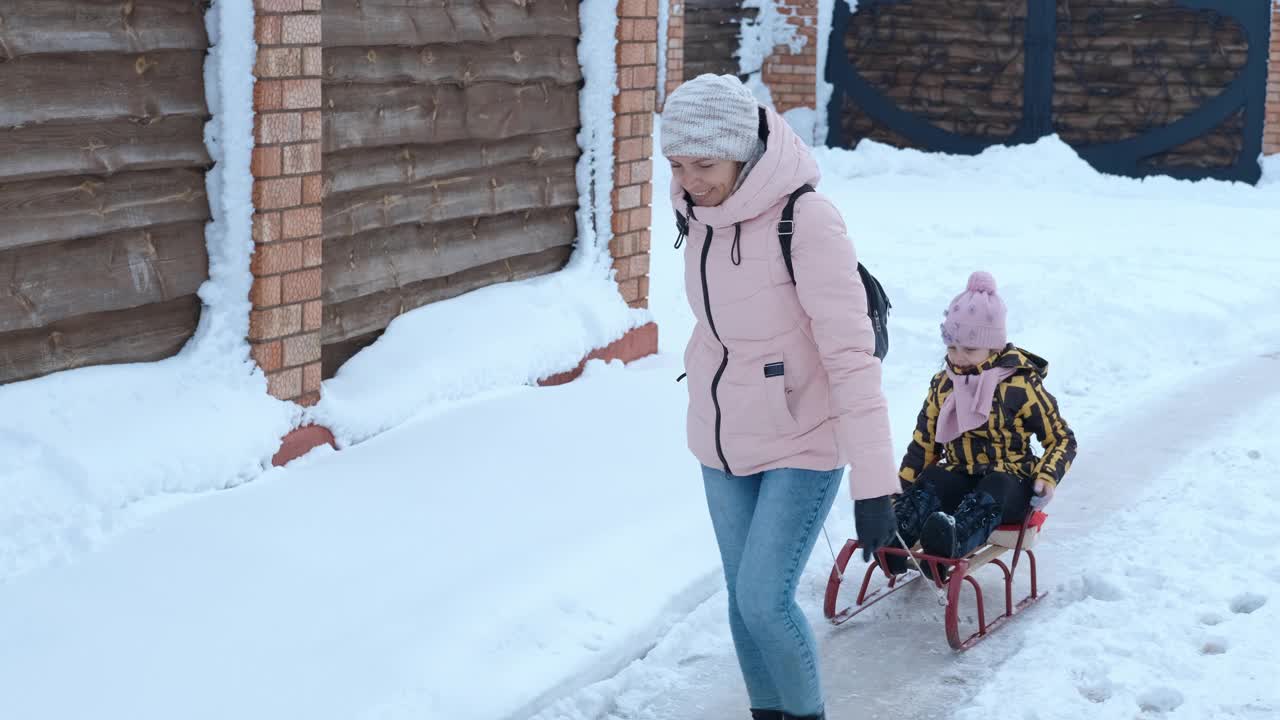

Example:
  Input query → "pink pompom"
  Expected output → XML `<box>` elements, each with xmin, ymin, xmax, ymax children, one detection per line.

<box><xmin>966</xmin><ymin>271</ymin><xmax>998</xmax><ymax>294</ymax></box>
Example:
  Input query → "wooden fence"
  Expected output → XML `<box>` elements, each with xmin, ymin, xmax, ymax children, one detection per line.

<box><xmin>0</xmin><ymin>0</ymin><xmax>212</xmax><ymax>384</ymax></box>
<box><xmin>683</xmin><ymin>0</ymin><xmax>755</xmax><ymax>79</ymax></box>
<box><xmin>320</xmin><ymin>0</ymin><xmax>583</xmax><ymax>376</ymax></box>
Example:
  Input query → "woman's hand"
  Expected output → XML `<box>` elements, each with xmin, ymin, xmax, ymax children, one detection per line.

<box><xmin>854</xmin><ymin>495</ymin><xmax>897</xmax><ymax>561</ymax></box>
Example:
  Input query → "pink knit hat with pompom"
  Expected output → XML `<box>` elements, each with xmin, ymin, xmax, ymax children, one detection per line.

<box><xmin>940</xmin><ymin>271</ymin><xmax>1007</xmax><ymax>349</ymax></box>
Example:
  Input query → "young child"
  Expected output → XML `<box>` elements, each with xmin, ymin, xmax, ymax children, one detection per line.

<box><xmin>885</xmin><ymin>271</ymin><xmax>1077</xmax><ymax>576</ymax></box>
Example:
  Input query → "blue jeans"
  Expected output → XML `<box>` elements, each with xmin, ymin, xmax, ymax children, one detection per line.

<box><xmin>701</xmin><ymin>465</ymin><xmax>843</xmax><ymax>716</ymax></box>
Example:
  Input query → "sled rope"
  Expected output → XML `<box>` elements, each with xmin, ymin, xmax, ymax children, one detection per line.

<box><xmin>823</xmin><ymin>525</ymin><xmax>949</xmax><ymax>608</ymax></box>
<box><xmin>821</xmin><ymin>525</ymin><xmax>843</xmax><ymax>582</ymax></box>
<box><xmin>896</xmin><ymin>530</ymin><xmax>949</xmax><ymax>607</ymax></box>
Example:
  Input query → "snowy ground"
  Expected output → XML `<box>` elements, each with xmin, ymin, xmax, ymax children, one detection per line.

<box><xmin>2</xmin><ymin>121</ymin><xmax>1278</xmax><ymax>719</ymax></box>
<box><xmin>0</xmin><ymin>358</ymin><xmax>715</xmax><ymax>720</ymax></box>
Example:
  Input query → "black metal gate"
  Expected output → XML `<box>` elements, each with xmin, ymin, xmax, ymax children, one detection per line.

<box><xmin>825</xmin><ymin>0</ymin><xmax>1273</xmax><ymax>183</ymax></box>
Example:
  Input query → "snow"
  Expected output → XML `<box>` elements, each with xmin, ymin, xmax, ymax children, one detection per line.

<box><xmin>571</xmin><ymin>0</ymin><xmax>620</xmax><ymax>273</ymax></box>
<box><xmin>782</xmin><ymin>106</ymin><xmax>819</xmax><ymax>145</ymax></box>
<box><xmin>657</xmin><ymin>0</ymin><xmax>672</xmax><ymax>106</ymax></box>
<box><xmin>1261</xmin><ymin>152</ymin><xmax>1280</xmax><ymax>187</ymax></box>
<box><xmin>197</xmin><ymin>0</ymin><xmax>258</xmax><ymax>359</ymax></box>
<box><xmin>0</xmin><ymin>358</ymin><xmax>717</xmax><ymax>720</ymax></box>
<box><xmin>738</xmin><ymin>0</ymin><xmax>805</xmax><ymax>77</ymax></box>
<box><xmin>307</xmin><ymin>271</ymin><xmax>648</xmax><ymax>447</ymax></box>
<box><xmin>0</xmin><ymin>1</ymin><xmax>295</xmax><ymax>584</ymax></box>
<box><xmin>4</xmin><ymin>104</ymin><xmax>1280</xmax><ymax>720</ymax></box>
<box><xmin>0</xmin><ymin>362</ymin><xmax>293</xmax><ymax>584</ymax></box>
<box><xmin>955</xmin><ymin>396</ymin><xmax>1280</xmax><ymax>720</ymax></box>
<box><xmin>744</xmin><ymin>71</ymin><xmax>776</xmax><ymax>108</ymax></box>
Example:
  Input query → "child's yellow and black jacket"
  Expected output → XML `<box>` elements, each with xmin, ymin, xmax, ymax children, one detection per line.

<box><xmin>899</xmin><ymin>346</ymin><xmax>1077</xmax><ymax>489</ymax></box>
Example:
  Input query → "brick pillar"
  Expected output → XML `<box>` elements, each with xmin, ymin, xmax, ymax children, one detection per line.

<box><xmin>612</xmin><ymin>2</ymin><xmax>659</xmax><ymax>311</ymax></box>
<box><xmin>249</xmin><ymin>0</ymin><xmax>324</xmax><ymax>406</ymax></box>
<box><xmin>762</xmin><ymin>0</ymin><xmax>818</xmax><ymax>114</ymax></box>
<box><xmin>538</xmin><ymin>3</ymin><xmax>661</xmax><ymax>386</ymax></box>
<box><xmin>665</xmin><ymin>0</ymin><xmax>685</xmax><ymax>101</ymax></box>
<box><xmin>1265</xmin><ymin>2</ymin><xmax>1280</xmax><ymax>156</ymax></box>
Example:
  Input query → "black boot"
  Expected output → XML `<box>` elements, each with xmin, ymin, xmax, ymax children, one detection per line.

<box><xmin>750</xmin><ymin>711</ymin><xmax>783</xmax><ymax>720</ymax></box>
<box><xmin>781</xmin><ymin>713</ymin><xmax>824</xmax><ymax>720</ymax></box>
<box><xmin>920</xmin><ymin>491</ymin><xmax>1002</xmax><ymax>566</ymax></box>
<box><xmin>877</xmin><ymin>482</ymin><xmax>941</xmax><ymax>575</ymax></box>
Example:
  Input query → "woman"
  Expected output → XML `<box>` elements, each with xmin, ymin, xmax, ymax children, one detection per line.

<box><xmin>661</xmin><ymin>74</ymin><xmax>899</xmax><ymax>720</ymax></box>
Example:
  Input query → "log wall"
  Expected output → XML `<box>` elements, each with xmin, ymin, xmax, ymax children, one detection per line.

<box><xmin>321</xmin><ymin>0</ymin><xmax>582</xmax><ymax>376</ymax></box>
<box><xmin>683</xmin><ymin>0</ymin><xmax>755</xmax><ymax>79</ymax></box>
<box><xmin>0</xmin><ymin>0</ymin><xmax>211</xmax><ymax>384</ymax></box>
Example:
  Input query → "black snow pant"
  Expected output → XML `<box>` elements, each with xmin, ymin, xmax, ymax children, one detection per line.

<box><xmin>885</xmin><ymin>466</ymin><xmax>1035</xmax><ymax>567</ymax></box>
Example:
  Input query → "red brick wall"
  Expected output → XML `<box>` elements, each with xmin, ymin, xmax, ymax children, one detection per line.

<box><xmin>538</xmin><ymin>7</ymin><xmax>661</xmax><ymax>384</ymax></box>
<box><xmin>249</xmin><ymin>0</ymin><xmax>324</xmax><ymax>405</ymax></box>
<box><xmin>613</xmin><ymin>2</ymin><xmax>660</xmax><ymax>311</ymax></box>
<box><xmin>1266</xmin><ymin>2</ymin><xmax>1279</xmax><ymax>155</ymax></box>
<box><xmin>762</xmin><ymin>0</ymin><xmax>818</xmax><ymax>114</ymax></box>
<box><xmin>665</xmin><ymin>0</ymin><xmax>685</xmax><ymax>102</ymax></box>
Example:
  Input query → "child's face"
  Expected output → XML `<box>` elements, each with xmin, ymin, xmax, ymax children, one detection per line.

<box><xmin>947</xmin><ymin>346</ymin><xmax>994</xmax><ymax>370</ymax></box>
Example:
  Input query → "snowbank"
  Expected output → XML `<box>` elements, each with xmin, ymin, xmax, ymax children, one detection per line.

<box><xmin>307</xmin><ymin>270</ymin><xmax>648</xmax><ymax>446</ymax></box>
<box><xmin>0</xmin><ymin>358</ymin><xmax>717</xmax><ymax>720</ymax></box>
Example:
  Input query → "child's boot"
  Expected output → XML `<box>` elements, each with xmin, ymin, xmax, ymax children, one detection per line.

<box><xmin>878</xmin><ymin>481</ymin><xmax>941</xmax><ymax>575</ymax></box>
<box><xmin>919</xmin><ymin>491</ymin><xmax>1003</xmax><ymax>579</ymax></box>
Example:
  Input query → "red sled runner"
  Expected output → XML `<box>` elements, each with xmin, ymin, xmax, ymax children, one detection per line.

<box><xmin>824</xmin><ymin>511</ymin><xmax>1047</xmax><ymax>651</ymax></box>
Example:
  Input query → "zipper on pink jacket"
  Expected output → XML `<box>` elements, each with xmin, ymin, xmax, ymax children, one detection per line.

<box><xmin>698</xmin><ymin>224</ymin><xmax>732</xmax><ymax>475</ymax></box>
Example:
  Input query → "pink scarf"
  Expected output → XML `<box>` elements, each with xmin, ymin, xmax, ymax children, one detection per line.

<box><xmin>936</xmin><ymin>365</ymin><xmax>1016</xmax><ymax>444</ymax></box>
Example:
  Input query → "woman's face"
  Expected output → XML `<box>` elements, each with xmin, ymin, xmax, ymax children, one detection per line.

<box><xmin>947</xmin><ymin>345</ymin><xmax>994</xmax><ymax>370</ymax></box>
<box><xmin>667</xmin><ymin>156</ymin><xmax>742</xmax><ymax>208</ymax></box>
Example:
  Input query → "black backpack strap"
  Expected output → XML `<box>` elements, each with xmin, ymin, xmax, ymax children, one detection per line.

<box><xmin>778</xmin><ymin>184</ymin><xmax>815</xmax><ymax>283</ymax></box>
<box><xmin>674</xmin><ymin>210</ymin><xmax>688</xmax><ymax>249</ymax></box>
<box><xmin>773</xmin><ymin>183</ymin><xmax>814</xmax><ymax>281</ymax></box>
<box><xmin>674</xmin><ymin>192</ymin><xmax>697</xmax><ymax>249</ymax></box>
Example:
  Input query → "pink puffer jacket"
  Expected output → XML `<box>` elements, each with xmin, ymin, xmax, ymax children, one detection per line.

<box><xmin>677</xmin><ymin>107</ymin><xmax>899</xmax><ymax>500</ymax></box>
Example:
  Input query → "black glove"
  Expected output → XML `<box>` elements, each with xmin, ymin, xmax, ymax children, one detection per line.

<box><xmin>854</xmin><ymin>494</ymin><xmax>897</xmax><ymax>562</ymax></box>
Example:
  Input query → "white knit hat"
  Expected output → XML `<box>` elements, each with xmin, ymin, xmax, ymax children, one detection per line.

<box><xmin>660</xmin><ymin>74</ymin><xmax>761</xmax><ymax>161</ymax></box>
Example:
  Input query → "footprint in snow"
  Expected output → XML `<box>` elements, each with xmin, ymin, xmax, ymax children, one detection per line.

<box><xmin>1137</xmin><ymin>687</ymin><xmax>1184</xmax><ymax>713</ymax></box>
<box><xmin>1199</xmin><ymin>611</ymin><xmax>1224</xmax><ymax>626</ymax></box>
<box><xmin>676</xmin><ymin>653</ymin><xmax>710</xmax><ymax>667</ymax></box>
<box><xmin>1201</xmin><ymin>636</ymin><xmax>1229</xmax><ymax>655</ymax></box>
<box><xmin>1082</xmin><ymin>573</ymin><xmax>1125</xmax><ymax>602</ymax></box>
<box><xmin>1076</xmin><ymin>680</ymin><xmax>1112</xmax><ymax>704</ymax></box>
<box><xmin>1230</xmin><ymin>592</ymin><xmax>1267</xmax><ymax>615</ymax></box>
